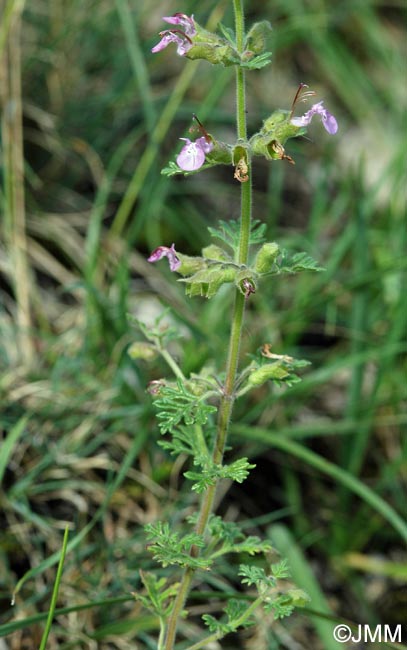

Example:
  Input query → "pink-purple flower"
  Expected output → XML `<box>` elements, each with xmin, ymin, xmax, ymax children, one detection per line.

<box><xmin>151</xmin><ymin>13</ymin><xmax>196</xmax><ymax>56</ymax></box>
<box><xmin>148</xmin><ymin>244</ymin><xmax>181</xmax><ymax>272</ymax></box>
<box><xmin>291</xmin><ymin>101</ymin><xmax>338</xmax><ymax>135</ymax></box>
<box><xmin>177</xmin><ymin>136</ymin><xmax>214</xmax><ymax>171</ymax></box>
<box><xmin>162</xmin><ymin>13</ymin><xmax>196</xmax><ymax>37</ymax></box>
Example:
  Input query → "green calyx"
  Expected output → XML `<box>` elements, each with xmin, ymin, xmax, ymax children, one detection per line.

<box><xmin>260</xmin><ymin>109</ymin><xmax>301</xmax><ymax>143</ymax></box>
<box><xmin>249</xmin><ymin>109</ymin><xmax>305</xmax><ymax>163</ymax></box>
<box><xmin>185</xmin><ymin>22</ymin><xmax>272</xmax><ymax>69</ymax></box>
<box><xmin>202</xmin><ymin>244</ymin><xmax>231</xmax><ymax>261</ymax></box>
<box><xmin>206</xmin><ymin>139</ymin><xmax>234</xmax><ymax>166</ymax></box>
<box><xmin>181</xmin><ymin>265</ymin><xmax>237</xmax><ymax>298</ymax></box>
<box><xmin>244</xmin><ymin>20</ymin><xmax>273</xmax><ymax>55</ymax></box>
<box><xmin>186</xmin><ymin>23</ymin><xmax>239</xmax><ymax>67</ymax></box>
<box><xmin>254</xmin><ymin>242</ymin><xmax>279</xmax><ymax>273</ymax></box>
<box><xmin>248</xmin><ymin>363</ymin><xmax>290</xmax><ymax>386</ymax></box>
<box><xmin>233</xmin><ymin>143</ymin><xmax>249</xmax><ymax>165</ymax></box>
<box><xmin>176</xmin><ymin>253</ymin><xmax>206</xmax><ymax>276</ymax></box>
<box><xmin>177</xmin><ymin>244</ymin><xmax>242</xmax><ymax>298</ymax></box>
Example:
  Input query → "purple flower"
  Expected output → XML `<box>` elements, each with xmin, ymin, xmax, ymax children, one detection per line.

<box><xmin>291</xmin><ymin>101</ymin><xmax>338</xmax><ymax>135</ymax></box>
<box><xmin>151</xmin><ymin>31</ymin><xmax>193</xmax><ymax>56</ymax></box>
<box><xmin>177</xmin><ymin>136</ymin><xmax>213</xmax><ymax>171</ymax></box>
<box><xmin>162</xmin><ymin>13</ymin><xmax>196</xmax><ymax>37</ymax></box>
<box><xmin>152</xmin><ymin>13</ymin><xmax>196</xmax><ymax>56</ymax></box>
<box><xmin>148</xmin><ymin>244</ymin><xmax>181</xmax><ymax>272</ymax></box>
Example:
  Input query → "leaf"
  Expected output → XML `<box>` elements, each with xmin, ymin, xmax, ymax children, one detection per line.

<box><xmin>240</xmin><ymin>51</ymin><xmax>272</xmax><ymax>69</ymax></box>
<box><xmin>219</xmin><ymin>457</ymin><xmax>256</xmax><ymax>483</ymax></box>
<box><xmin>134</xmin><ymin>571</ymin><xmax>179</xmax><ymax>618</ymax></box>
<box><xmin>271</xmin><ymin>558</ymin><xmax>291</xmax><ymax>579</ymax></box>
<box><xmin>161</xmin><ymin>161</ymin><xmax>182</xmax><ymax>177</ymax></box>
<box><xmin>218</xmin><ymin>23</ymin><xmax>236</xmax><ymax>46</ymax></box>
<box><xmin>202</xmin><ymin>599</ymin><xmax>255</xmax><ymax>635</ymax></box>
<box><xmin>228</xmin><ymin>536</ymin><xmax>272</xmax><ymax>556</ymax></box>
<box><xmin>184</xmin><ymin>467</ymin><xmax>218</xmax><ymax>493</ymax></box>
<box><xmin>158</xmin><ymin>425</ymin><xmax>207</xmax><ymax>458</ymax></box>
<box><xmin>208</xmin><ymin>219</ymin><xmax>267</xmax><ymax>251</ymax></box>
<box><xmin>224</xmin><ymin>599</ymin><xmax>248</xmax><ymax>622</ymax></box>
<box><xmin>207</xmin><ymin>516</ymin><xmax>244</xmax><ymax>545</ymax></box>
<box><xmin>277</xmin><ymin>250</ymin><xmax>325</xmax><ymax>274</ymax></box>
<box><xmin>239</xmin><ymin>565</ymin><xmax>265</xmax><ymax>587</ymax></box>
<box><xmin>202</xmin><ymin>614</ymin><xmax>229</xmax><ymax>634</ymax></box>
<box><xmin>144</xmin><ymin>521</ymin><xmax>209</xmax><ymax>570</ymax></box>
<box><xmin>154</xmin><ymin>380</ymin><xmax>216</xmax><ymax>434</ymax></box>
<box><xmin>184</xmin><ymin>457</ymin><xmax>255</xmax><ymax>492</ymax></box>
<box><xmin>238</xmin><ymin>564</ymin><xmax>276</xmax><ymax>589</ymax></box>
<box><xmin>264</xmin><ymin>594</ymin><xmax>295</xmax><ymax>619</ymax></box>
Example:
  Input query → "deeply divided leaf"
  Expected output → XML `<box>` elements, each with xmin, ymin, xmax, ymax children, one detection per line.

<box><xmin>154</xmin><ymin>380</ymin><xmax>216</xmax><ymax>434</ymax></box>
<box><xmin>144</xmin><ymin>521</ymin><xmax>209</xmax><ymax>570</ymax></box>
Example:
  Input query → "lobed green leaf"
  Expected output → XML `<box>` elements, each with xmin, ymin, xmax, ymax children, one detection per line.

<box><xmin>154</xmin><ymin>380</ymin><xmax>216</xmax><ymax>434</ymax></box>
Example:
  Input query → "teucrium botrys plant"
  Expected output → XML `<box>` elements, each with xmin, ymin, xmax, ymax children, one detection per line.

<box><xmin>130</xmin><ymin>3</ymin><xmax>338</xmax><ymax>648</ymax></box>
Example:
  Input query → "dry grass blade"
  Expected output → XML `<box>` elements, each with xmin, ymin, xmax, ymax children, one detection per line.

<box><xmin>0</xmin><ymin>0</ymin><xmax>33</xmax><ymax>365</ymax></box>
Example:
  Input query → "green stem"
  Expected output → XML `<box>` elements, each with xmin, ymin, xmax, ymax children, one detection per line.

<box><xmin>163</xmin><ymin>567</ymin><xmax>194</xmax><ymax>650</ymax></box>
<box><xmin>163</xmin><ymin>2</ymin><xmax>251</xmax><ymax>647</ymax></box>
<box><xmin>38</xmin><ymin>526</ymin><xmax>70</xmax><ymax>650</ymax></box>
<box><xmin>158</xmin><ymin>617</ymin><xmax>166</xmax><ymax>650</ymax></box>
<box><xmin>159</xmin><ymin>348</ymin><xmax>186</xmax><ymax>382</ymax></box>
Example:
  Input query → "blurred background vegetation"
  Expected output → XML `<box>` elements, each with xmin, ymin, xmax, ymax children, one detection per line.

<box><xmin>0</xmin><ymin>0</ymin><xmax>406</xmax><ymax>648</ymax></box>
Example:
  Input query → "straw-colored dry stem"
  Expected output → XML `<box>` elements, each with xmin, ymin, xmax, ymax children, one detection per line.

<box><xmin>0</xmin><ymin>1</ymin><xmax>34</xmax><ymax>365</ymax></box>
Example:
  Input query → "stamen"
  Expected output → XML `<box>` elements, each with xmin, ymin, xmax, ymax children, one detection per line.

<box><xmin>192</xmin><ymin>114</ymin><xmax>211</xmax><ymax>143</ymax></box>
<box><xmin>290</xmin><ymin>83</ymin><xmax>316</xmax><ymax>118</ymax></box>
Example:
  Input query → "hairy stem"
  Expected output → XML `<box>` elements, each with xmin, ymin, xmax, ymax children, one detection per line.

<box><xmin>163</xmin><ymin>2</ymin><xmax>251</xmax><ymax>647</ymax></box>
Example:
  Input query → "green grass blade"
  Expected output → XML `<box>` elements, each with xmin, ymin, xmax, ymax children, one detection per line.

<box><xmin>115</xmin><ymin>0</ymin><xmax>156</xmax><ymax>132</ymax></box>
<box><xmin>0</xmin><ymin>0</ymin><xmax>25</xmax><ymax>58</ymax></box>
<box><xmin>38</xmin><ymin>525</ymin><xmax>69</xmax><ymax>650</ymax></box>
<box><xmin>0</xmin><ymin>596</ymin><xmax>133</xmax><ymax>637</ymax></box>
<box><xmin>0</xmin><ymin>415</ymin><xmax>28</xmax><ymax>485</ymax></box>
<box><xmin>233</xmin><ymin>426</ymin><xmax>407</xmax><ymax>542</ymax></box>
<box><xmin>11</xmin><ymin>427</ymin><xmax>147</xmax><ymax>599</ymax></box>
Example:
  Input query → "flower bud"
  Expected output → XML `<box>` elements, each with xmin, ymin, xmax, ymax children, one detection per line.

<box><xmin>261</xmin><ymin>109</ymin><xmax>302</xmax><ymax>143</ymax></box>
<box><xmin>176</xmin><ymin>254</ymin><xmax>206</xmax><ymax>276</ymax></box>
<box><xmin>248</xmin><ymin>363</ymin><xmax>289</xmax><ymax>386</ymax></box>
<box><xmin>185</xmin><ymin>24</ymin><xmax>239</xmax><ymax>66</ymax></box>
<box><xmin>128</xmin><ymin>342</ymin><xmax>158</xmax><ymax>361</ymax></box>
<box><xmin>202</xmin><ymin>245</ymin><xmax>230</xmax><ymax>261</ymax></box>
<box><xmin>254</xmin><ymin>242</ymin><xmax>279</xmax><ymax>273</ymax></box>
